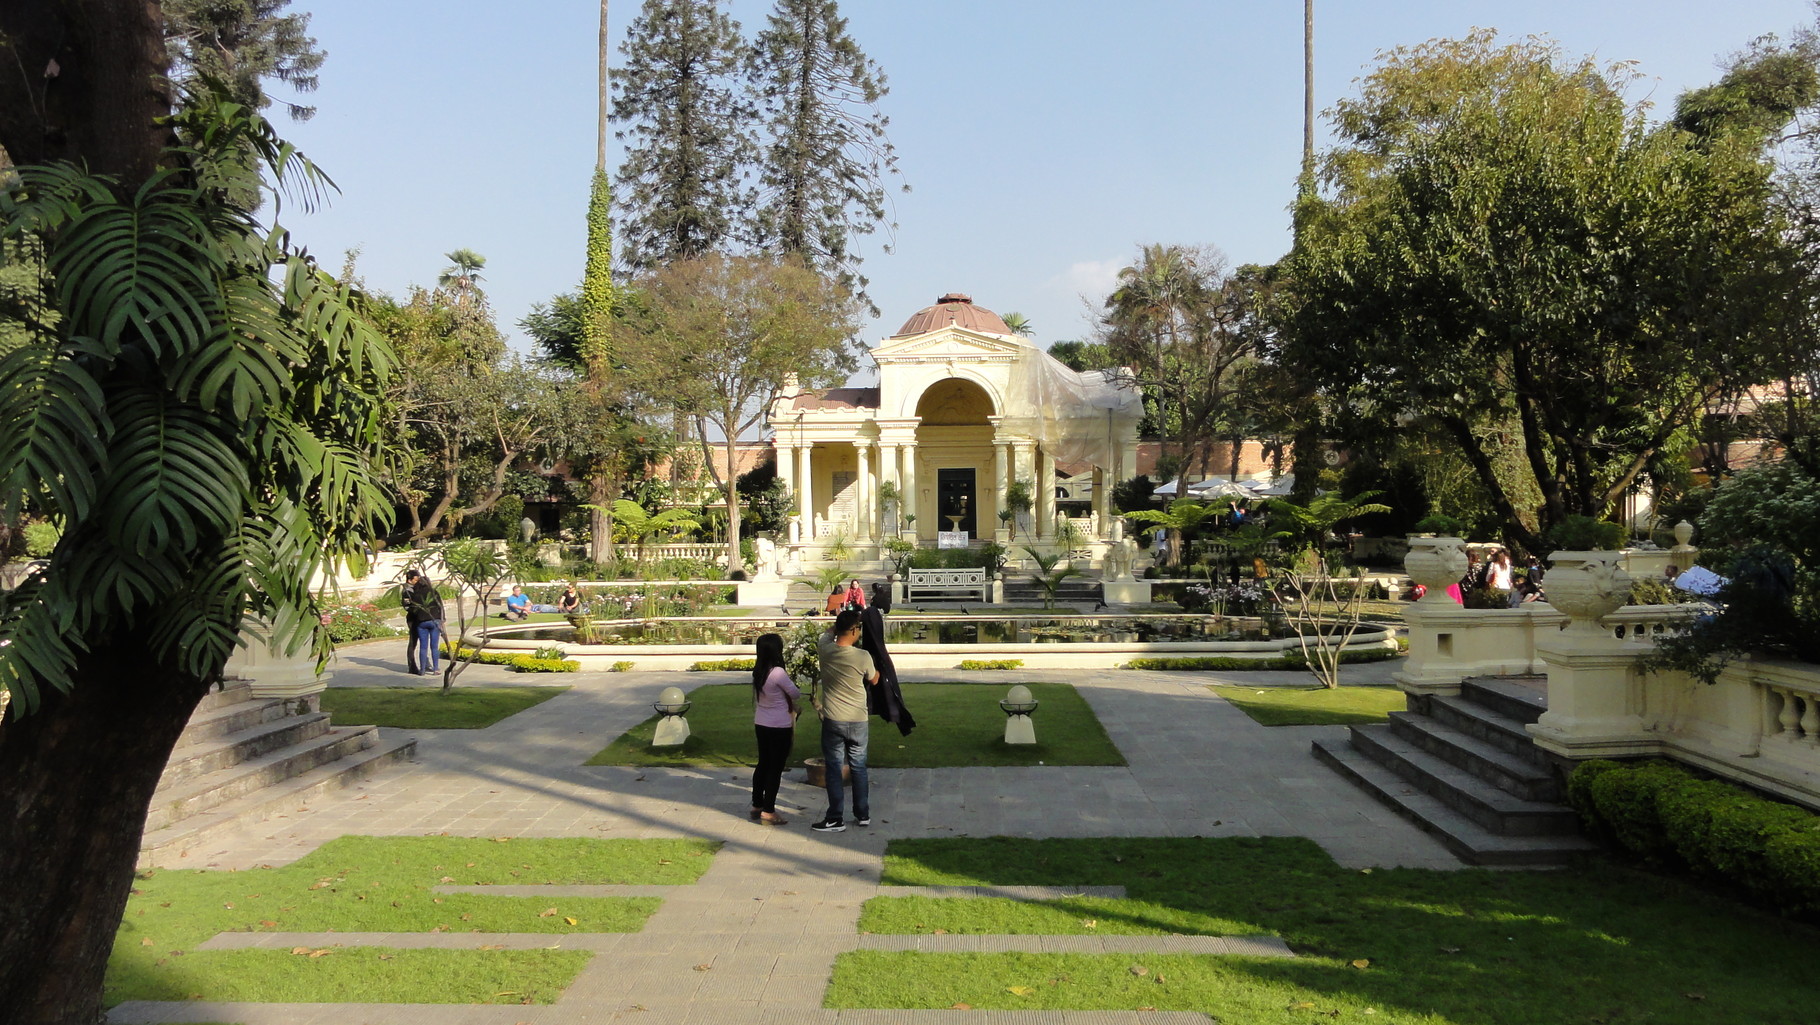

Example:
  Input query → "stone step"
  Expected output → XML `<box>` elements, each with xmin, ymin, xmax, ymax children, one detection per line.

<box><xmin>1461</xmin><ymin>675</ymin><xmax>1549</xmax><ymax>724</ymax></box>
<box><xmin>1347</xmin><ymin>726</ymin><xmax>1581</xmax><ymax>836</ymax></box>
<box><xmin>160</xmin><ymin>713</ymin><xmax>332</xmax><ymax>787</ymax></box>
<box><xmin>1312</xmin><ymin>738</ymin><xmax>1596</xmax><ymax>867</ymax></box>
<box><xmin>143</xmin><ymin>724</ymin><xmax>383</xmax><ymax>833</ymax></box>
<box><xmin>1387</xmin><ymin>712</ymin><xmax>1560</xmax><ymax>802</ymax></box>
<box><xmin>138</xmin><ymin>732</ymin><xmax>416</xmax><ymax>868</ymax></box>
<box><xmin>172</xmin><ymin>694</ymin><xmax>295</xmax><ymax>749</ymax></box>
<box><xmin>1429</xmin><ymin>693</ymin><xmax>1541</xmax><ymax>760</ymax></box>
<box><xmin>192</xmin><ymin>682</ymin><xmax>255</xmax><ymax>715</ymax></box>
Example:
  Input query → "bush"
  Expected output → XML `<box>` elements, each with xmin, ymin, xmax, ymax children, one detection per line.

<box><xmin>1412</xmin><ymin>513</ymin><xmax>1465</xmax><ymax>535</ymax></box>
<box><xmin>958</xmin><ymin>659</ymin><xmax>1023</xmax><ymax>670</ymax></box>
<box><xmin>21</xmin><ymin>519</ymin><xmax>60</xmax><ymax>558</ymax></box>
<box><xmin>1546</xmin><ymin>514</ymin><xmax>1625</xmax><ymax>551</ymax></box>
<box><xmin>1463</xmin><ymin>586</ymin><xmax>1512</xmax><ymax>609</ymax></box>
<box><xmin>1123</xmin><ymin>648</ymin><xmax>1398</xmax><ymax>671</ymax></box>
<box><xmin>610</xmin><ymin>660</ymin><xmax>636</xmax><ymax>673</ymax></box>
<box><xmin>690</xmin><ymin>658</ymin><xmax>757</xmax><ymax>671</ymax></box>
<box><xmin>1569</xmin><ymin>759</ymin><xmax>1820</xmax><ymax>919</ymax></box>
<box><xmin>320</xmin><ymin>601</ymin><xmax>393</xmax><ymax>643</ymax></box>
<box><xmin>510</xmin><ymin>656</ymin><xmax>579</xmax><ymax>673</ymax></box>
<box><xmin>1627</xmin><ymin>576</ymin><xmax>1681</xmax><ymax>606</ymax></box>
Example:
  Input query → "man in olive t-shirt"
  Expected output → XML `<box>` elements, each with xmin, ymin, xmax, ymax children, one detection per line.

<box><xmin>813</xmin><ymin>608</ymin><xmax>877</xmax><ymax>832</ymax></box>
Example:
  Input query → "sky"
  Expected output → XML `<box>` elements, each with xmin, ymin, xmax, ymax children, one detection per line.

<box><xmin>278</xmin><ymin>0</ymin><xmax>1817</xmax><ymax>376</ymax></box>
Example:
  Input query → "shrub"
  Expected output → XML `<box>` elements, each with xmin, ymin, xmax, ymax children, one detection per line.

<box><xmin>21</xmin><ymin>519</ymin><xmax>61</xmax><ymax>558</ymax></box>
<box><xmin>958</xmin><ymin>659</ymin><xmax>1023</xmax><ymax>670</ymax></box>
<box><xmin>1463</xmin><ymin>585</ymin><xmax>1512</xmax><ymax>609</ymax></box>
<box><xmin>1412</xmin><ymin>513</ymin><xmax>1465</xmax><ymax>535</ymax></box>
<box><xmin>1627</xmin><ymin>576</ymin><xmax>1681</xmax><ymax>606</ymax></box>
<box><xmin>610</xmin><ymin>660</ymin><xmax>636</xmax><ymax>673</ymax></box>
<box><xmin>1569</xmin><ymin>759</ymin><xmax>1820</xmax><ymax>919</ymax></box>
<box><xmin>1123</xmin><ymin>648</ymin><xmax>1397</xmax><ymax>671</ymax></box>
<box><xmin>1546</xmin><ymin>514</ymin><xmax>1625</xmax><ymax>551</ymax></box>
<box><xmin>510</xmin><ymin>656</ymin><xmax>579</xmax><ymax>673</ymax></box>
<box><xmin>532</xmin><ymin>645</ymin><xmax>566</xmax><ymax>661</ymax></box>
<box><xmin>320</xmin><ymin>601</ymin><xmax>393</xmax><ymax>643</ymax></box>
<box><xmin>690</xmin><ymin>658</ymin><xmax>757</xmax><ymax>671</ymax></box>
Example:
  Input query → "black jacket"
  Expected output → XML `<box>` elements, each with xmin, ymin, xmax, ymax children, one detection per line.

<box><xmin>859</xmin><ymin>606</ymin><xmax>915</xmax><ymax>736</ymax></box>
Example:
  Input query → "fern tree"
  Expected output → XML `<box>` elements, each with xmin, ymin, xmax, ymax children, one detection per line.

<box><xmin>0</xmin><ymin>82</ymin><xmax>396</xmax><ymax>1020</ymax></box>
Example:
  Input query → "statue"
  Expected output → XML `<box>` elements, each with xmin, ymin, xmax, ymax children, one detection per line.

<box><xmin>519</xmin><ymin>516</ymin><xmax>537</xmax><ymax>543</ymax></box>
<box><xmin>753</xmin><ymin>537</ymin><xmax>780</xmax><ymax>581</ymax></box>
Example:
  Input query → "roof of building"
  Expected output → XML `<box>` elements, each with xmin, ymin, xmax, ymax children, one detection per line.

<box><xmin>784</xmin><ymin>387</ymin><xmax>881</xmax><ymax>412</ymax></box>
<box><xmin>891</xmin><ymin>292</ymin><xmax>1012</xmax><ymax>338</ymax></box>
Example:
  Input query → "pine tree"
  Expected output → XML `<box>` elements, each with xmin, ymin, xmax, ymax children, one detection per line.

<box><xmin>752</xmin><ymin>0</ymin><xmax>901</xmax><ymax>306</ymax></box>
<box><xmin>611</xmin><ymin>0</ymin><xmax>755</xmax><ymax>269</ymax></box>
<box><xmin>162</xmin><ymin>0</ymin><xmax>326</xmax><ymax>121</ymax></box>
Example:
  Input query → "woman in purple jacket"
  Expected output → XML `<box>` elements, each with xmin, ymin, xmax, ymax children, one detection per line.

<box><xmin>749</xmin><ymin>633</ymin><xmax>801</xmax><ymax>825</ymax></box>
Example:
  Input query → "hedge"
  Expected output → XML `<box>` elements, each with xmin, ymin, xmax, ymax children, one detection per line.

<box><xmin>958</xmin><ymin>659</ymin><xmax>1023</xmax><ymax>670</ymax></box>
<box><xmin>690</xmin><ymin>658</ymin><xmax>757</xmax><ymax>671</ymax></box>
<box><xmin>443</xmin><ymin>644</ymin><xmax>579</xmax><ymax>673</ymax></box>
<box><xmin>1568</xmin><ymin>759</ymin><xmax>1820</xmax><ymax>919</ymax></box>
<box><xmin>1123</xmin><ymin>647</ymin><xmax>1400</xmax><ymax>672</ymax></box>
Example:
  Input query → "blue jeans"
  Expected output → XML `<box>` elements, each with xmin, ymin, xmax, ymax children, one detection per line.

<box><xmin>820</xmin><ymin>718</ymin><xmax>870</xmax><ymax>822</ymax></box>
<box><xmin>415</xmin><ymin>620</ymin><xmax>442</xmax><ymax>673</ymax></box>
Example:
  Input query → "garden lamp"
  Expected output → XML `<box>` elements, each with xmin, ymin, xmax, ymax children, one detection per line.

<box><xmin>1000</xmin><ymin>684</ymin><xmax>1038</xmax><ymax>745</ymax></box>
<box><xmin>652</xmin><ymin>686</ymin><xmax>692</xmax><ymax>747</ymax></box>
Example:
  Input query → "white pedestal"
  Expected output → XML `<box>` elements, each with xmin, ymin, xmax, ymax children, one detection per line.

<box><xmin>1004</xmin><ymin>714</ymin><xmax>1036</xmax><ymax>745</ymax></box>
<box><xmin>223</xmin><ymin>634</ymin><xmax>326</xmax><ymax>713</ymax></box>
<box><xmin>652</xmin><ymin>716</ymin><xmax>691</xmax><ymax>747</ymax></box>
<box><xmin>737</xmin><ymin>579</ymin><xmax>791</xmax><ymax>608</ymax></box>
<box><xmin>1101</xmin><ymin>580</ymin><xmax>1153</xmax><ymax>605</ymax></box>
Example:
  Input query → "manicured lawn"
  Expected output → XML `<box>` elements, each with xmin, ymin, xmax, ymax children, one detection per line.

<box><xmin>1210</xmin><ymin>684</ymin><xmax>1406</xmax><ymax>726</ymax></box>
<box><xmin>587</xmin><ymin>682</ymin><xmax>1125</xmax><ymax>768</ymax></box>
<box><xmin>830</xmin><ymin>836</ymin><xmax>1820</xmax><ymax>1022</ymax></box>
<box><xmin>108</xmin><ymin>835</ymin><xmax>718</xmax><ymax>1007</ymax></box>
<box><xmin>320</xmin><ymin>686</ymin><xmax>568</xmax><ymax>729</ymax></box>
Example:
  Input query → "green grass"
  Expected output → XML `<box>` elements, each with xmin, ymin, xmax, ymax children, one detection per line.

<box><xmin>828</xmin><ymin>836</ymin><xmax>1820</xmax><ymax>1022</ymax></box>
<box><xmin>587</xmin><ymin>682</ymin><xmax>1125</xmax><ymax>768</ymax></box>
<box><xmin>108</xmin><ymin>835</ymin><xmax>718</xmax><ymax>1007</ymax></box>
<box><xmin>320</xmin><ymin>686</ymin><xmax>567</xmax><ymax>729</ymax></box>
<box><xmin>1210</xmin><ymin>684</ymin><xmax>1406</xmax><ymax>726</ymax></box>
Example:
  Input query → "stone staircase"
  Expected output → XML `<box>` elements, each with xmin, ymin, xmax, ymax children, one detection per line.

<box><xmin>137</xmin><ymin>684</ymin><xmax>416</xmax><ymax>867</ymax></box>
<box><xmin>1311</xmin><ymin>675</ymin><xmax>1597</xmax><ymax>866</ymax></box>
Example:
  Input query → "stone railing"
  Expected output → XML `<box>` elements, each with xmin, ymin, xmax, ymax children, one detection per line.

<box><xmin>647</xmin><ymin>543</ymin><xmax>726</xmax><ymax>563</ymax></box>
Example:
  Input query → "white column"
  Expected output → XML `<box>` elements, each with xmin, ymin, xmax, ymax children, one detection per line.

<box><xmin>901</xmin><ymin>446</ymin><xmax>917</xmax><ymax>539</ymax></box>
<box><xmin>776</xmin><ymin>442</ymin><xmax>798</xmax><ymax>544</ymax></box>
<box><xmin>993</xmin><ymin>440</ymin><xmax>1011</xmax><ymax>540</ymax></box>
<box><xmin>1093</xmin><ymin>465</ymin><xmax>1109</xmax><ymax>541</ymax></box>
<box><xmin>878</xmin><ymin>442</ymin><xmax>899</xmax><ymax>534</ymax></box>
<box><xmin>1013</xmin><ymin>441</ymin><xmax>1034</xmax><ymax>540</ymax></box>
<box><xmin>1037</xmin><ymin>445</ymin><xmax>1055</xmax><ymax>541</ymax></box>
<box><xmin>798</xmin><ymin>443</ymin><xmax>816</xmax><ymax>539</ymax></box>
<box><xmin>855</xmin><ymin>442</ymin><xmax>872</xmax><ymax>541</ymax></box>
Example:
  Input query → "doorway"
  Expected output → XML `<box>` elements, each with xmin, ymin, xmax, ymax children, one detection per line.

<box><xmin>936</xmin><ymin>468</ymin><xmax>977</xmax><ymax>537</ymax></box>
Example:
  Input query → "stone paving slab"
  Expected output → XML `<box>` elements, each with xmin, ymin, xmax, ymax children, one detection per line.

<box><xmin>849</xmin><ymin>934</ymin><xmax>1293</xmax><ymax>956</ymax></box>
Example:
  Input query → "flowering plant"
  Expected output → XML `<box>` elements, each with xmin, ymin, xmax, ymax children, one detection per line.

<box><xmin>318</xmin><ymin>601</ymin><xmax>392</xmax><ymax>642</ymax></box>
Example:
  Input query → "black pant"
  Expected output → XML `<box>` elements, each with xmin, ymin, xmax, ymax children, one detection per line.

<box><xmin>751</xmin><ymin>724</ymin><xmax>795</xmax><ymax>813</ymax></box>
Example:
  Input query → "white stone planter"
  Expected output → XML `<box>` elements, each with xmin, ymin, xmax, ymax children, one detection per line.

<box><xmin>1545</xmin><ymin>550</ymin><xmax>1632</xmax><ymax>633</ymax></box>
<box><xmin>1404</xmin><ymin>535</ymin><xmax>1467</xmax><ymax>604</ymax></box>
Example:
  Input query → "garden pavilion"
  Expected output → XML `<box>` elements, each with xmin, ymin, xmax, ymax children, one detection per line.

<box><xmin>766</xmin><ymin>293</ymin><xmax>1144</xmax><ymax>566</ymax></box>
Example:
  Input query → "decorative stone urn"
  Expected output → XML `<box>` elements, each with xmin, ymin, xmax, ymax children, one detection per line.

<box><xmin>1545</xmin><ymin>550</ymin><xmax>1632</xmax><ymax>632</ymax></box>
<box><xmin>1404</xmin><ymin>536</ymin><xmax>1467</xmax><ymax>604</ymax></box>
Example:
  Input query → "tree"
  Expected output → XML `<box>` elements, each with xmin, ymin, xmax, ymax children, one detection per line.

<box><xmin>1119</xmin><ymin>498</ymin><xmax>1225</xmax><ymax>567</ymax></box>
<box><xmin>162</xmin><ymin>0</ymin><xmax>326</xmax><ymax>121</ymax></box>
<box><xmin>594</xmin><ymin>497</ymin><xmax>700</xmax><ymax>564</ymax></box>
<box><xmin>619</xmin><ymin>254</ymin><xmax>861</xmax><ymax>573</ymax></box>
<box><xmin>1264</xmin><ymin>490</ymin><xmax>1390</xmax><ymax>689</ymax></box>
<box><xmin>437</xmin><ymin>247</ymin><xmax>486</xmax><ymax>304</ymax></box>
<box><xmin>1280</xmin><ymin>31</ymin><xmax>1812</xmax><ymax>553</ymax></box>
<box><xmin>1000</xmin><ymin>311</ymin><xmax>1033</xmax><ymax>337</ymax></box>
<box><xmin>432</xmin><ymin>537</ymin><xmax>511</xmax><ymax>692</ymax></box>
<box><xmin>0</xmin><ymin>74</ymin><xmax>395</xmax><ymax>1023</ymax></box>
<box><xmin>1022</xmin><ymin>546</ymin><xmax>1081</xmax><ymax>610</ymax></box>
<box><xmin>751</xmin><ymin>0</ymin><xmax>902</xmax><ymax>307</ymax></box>
<box><xmin>612</xmin><ymin>0</ymin><xmax>755</xmax><ymax>269</ymax></box>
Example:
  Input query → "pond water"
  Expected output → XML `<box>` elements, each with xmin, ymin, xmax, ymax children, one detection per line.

<box><xmin>511</xmin><ymin>616</ymin><xmax>1290</xmax><ymax>646</ymax></box>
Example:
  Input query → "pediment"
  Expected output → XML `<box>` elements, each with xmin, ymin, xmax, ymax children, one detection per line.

<box><xmin>871</xmin><ymin>326</ymin><xmax>1029</xmax><ymax>361</ymax></box>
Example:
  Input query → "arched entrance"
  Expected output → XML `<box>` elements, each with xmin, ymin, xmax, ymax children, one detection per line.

<box><xmin>913</xmin><ymin>378</ymin><xmax>997</xmax><ymax>541</ymax></box>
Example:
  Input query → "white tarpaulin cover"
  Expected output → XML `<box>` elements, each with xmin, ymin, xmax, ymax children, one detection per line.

<box><xmin>995</xmin><ymin>339</ymin><xmax>1144</xmax><ymax>471</ymax></box>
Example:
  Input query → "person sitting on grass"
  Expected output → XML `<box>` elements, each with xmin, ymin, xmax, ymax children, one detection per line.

<box><xmin>502</xmin><ymin>585</ymin><xmax>531</xmax><ymax>621</ymax></box>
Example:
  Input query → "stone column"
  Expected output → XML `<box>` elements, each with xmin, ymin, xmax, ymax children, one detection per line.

<box><xmin>879</xmin><ymin>442</ymin><xmax>900</xmax><ymax>535</ymax></box>
<box><xmin>1036</xmin><ymin>443</ymin><xmax>1055</xmax><ymax>541</ymax></box>
<box><xmin>798</xmin><ymin>443</ymin><xmax>815</xmax><ymax>540</ymax></box>
<box><xmin>993</xmin><ymin>440</ymin><xmax>1011</xmax><ymax>542</ymax></box>
<box><xmin>901</xmin><ymin>446</ymin><xmax>918</xmax><ymax>540</ymax></box>
<box><xmin>1092</xmin><ymin>465</ymin><xmax>1109</xmax><ymax>541</ymax></box>
<box><xmin>855</xmin><ymin>441</ymin><xmax>872</xmax><ymax>541</ymax></box>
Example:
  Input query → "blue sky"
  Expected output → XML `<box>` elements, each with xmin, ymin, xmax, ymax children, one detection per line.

<box><xmin>281</xmin><ymin>0</ymin><xmax>1816</xmax><ymax>366</ymax></box>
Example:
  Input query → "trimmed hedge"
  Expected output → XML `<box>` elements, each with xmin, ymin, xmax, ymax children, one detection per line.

<box><xmin>958</xmin><ymin>659</ymin><xmax>1023</xmax><ymax>670</ymax></box>
<box><xmin>690</xmin><ymin>658</ymin><xmax>757</xmax><ymax>672</ymax></box>
<box><xmin>1124</xmin><ymin>647</ymin><xmax>1400</xmax><ymax>672</ymax></box>
<box><xmin>1569</xmin><ymin>759</ymin><xmax>1820</xmax><ymax>918</ymax></box>
<box><xmin>443</xmin><ymin>644</ymin><xmax>580</xmax><ymax>673</ymax></box>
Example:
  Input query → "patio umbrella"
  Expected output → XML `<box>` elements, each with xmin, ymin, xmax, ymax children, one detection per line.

<box><xmin>1674</xmin><ymin>566</ymin><xmax>1726</xmax><ymax>597</ymax></box>
<box><xmin>1191</xmin><ymin>479</ymin><xmax>1261</xmax><ymax>501</ymax></box>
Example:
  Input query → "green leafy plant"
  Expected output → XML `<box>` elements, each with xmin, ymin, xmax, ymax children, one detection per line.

<box><xmin>1411</xmin><ymin>513</ymin><xmax>1465</xmax><ymax>536</ymax></box>
<box><xmin>610</xmin><ymin>660</ymin><xmax>636</xmax><ymax>673</ymax></box>
<box><xmin>19</xmin><ymin>519</ymin><xmax>60</xmax><ymax>559</ymax></box>
<box><xmin>510</xmin><ymin>656</ymin><xmax>579</xmax><ymax>673</ymax></box>
<box><xmin>824</xmin><ymin>528</ymin><xmax>855</xmax><ymax>561</ymax></box>
<box><xmin>689</xmin><ymin>658</ymin><xmax>758</xmax><ymax>671</ymax></box>
<box><xmin>532</xmin><ymin>645</ymin><xmax>566</xmax><ymax>661</ymax></box>
<box><xmin>1546</xmin><ymin>514</ymin><xmax>1626</xmax><ymax>552</ymax></box>
<box><xmin>883</xmin><ymin>536</ymin><xmax>918</xmax><ymax>577</ymax></box>
<box><xmin>1022</xmin><ymin>546</ymin><xmax>1080</xmax><ymax>611</ymax></box>
<box><xmin>319</xmin><ymin>602</ymin><xmax>392</xmax><ymax>643</ymax></box>
<box><xmin>958</xmin><ymin>659</ymin><xmax>1023</xmax><ymax>670</ymax></box>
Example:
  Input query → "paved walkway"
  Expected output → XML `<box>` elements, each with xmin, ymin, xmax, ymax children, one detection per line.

<box><xmin>110</xmin><ymin>649</ymin><xmax>1460</xmax><ymax>1025</ymax></box>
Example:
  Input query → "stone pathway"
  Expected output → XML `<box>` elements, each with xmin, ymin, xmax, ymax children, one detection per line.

<box><xmin>109</xmin><ymin>652</ymin><xmax>1459</xmax><ymax>1025</ymax></box>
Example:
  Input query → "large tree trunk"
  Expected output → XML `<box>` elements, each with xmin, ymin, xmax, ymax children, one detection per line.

<box><xmin>0</xmin><ymin>649</ymin><xmax>208</xmax><ymax>1024</ymax></box>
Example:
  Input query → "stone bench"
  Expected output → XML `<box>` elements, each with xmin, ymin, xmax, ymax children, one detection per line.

<box><xmin>906</xmin><ymin>567</ymin><xmax>990</xmax><ymax>602</ymax></box>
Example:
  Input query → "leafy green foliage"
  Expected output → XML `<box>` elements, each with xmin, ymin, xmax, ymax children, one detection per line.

<box><xmin>689</xmin><ymin>658</ymin><xmax>758</xmax><ymax>671</ymax></box>
<box><xmin>957</xmin><ymin>659</ymin><xmax>1023</xmax><ymax>671</ymax></box>
<box><xmin>162</xmin><ymin>0</ymin><xmax>325</xmax><ymax>122</ymax></box>
<box><xmin>1544</xmin><ymin>515</ymin><xmax>1626</xmax><ymax>552</ymax></box>
<box><xmin>318</xmin><ymin>601</ymin><xmax>392</xmax><ymax>643</ymax></box>
<box><xmin>1282</xmin><ymin>31</ymin><xmax>1810</xmax><ymax>553</ymax></box>
<box><xmin>0</xmin><ymin>92</ymin><xmax>395</xmax><ymax>712</ymax></box>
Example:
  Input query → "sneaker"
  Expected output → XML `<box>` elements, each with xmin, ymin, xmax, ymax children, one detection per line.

<box><xmin>810</xmin><ymin>818</ymin><xmax>846</xmax><ymax>833</ymax></box>
<box><xmin>854</xmin><ymin>817</ymin><xmax>871</xmax><ymax>827</ymax></box>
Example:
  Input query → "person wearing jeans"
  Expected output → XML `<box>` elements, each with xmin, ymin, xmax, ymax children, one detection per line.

<box><xmin>812</xmin><ymin>608</ymin><xmax>877</xmax><ymax>832</ymax></box>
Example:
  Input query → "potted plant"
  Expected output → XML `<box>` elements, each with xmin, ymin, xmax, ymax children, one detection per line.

<box><xmin>1544</xmin><ymin>515</ymin><xmax>1631</xmax><ymax>631</ymax></box>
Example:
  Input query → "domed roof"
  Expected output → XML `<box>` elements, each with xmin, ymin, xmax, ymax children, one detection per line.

<box><xmin>891</xmin><ymin>293</ymin><xmax>1012</xmax><ymax>338</ymax></box>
